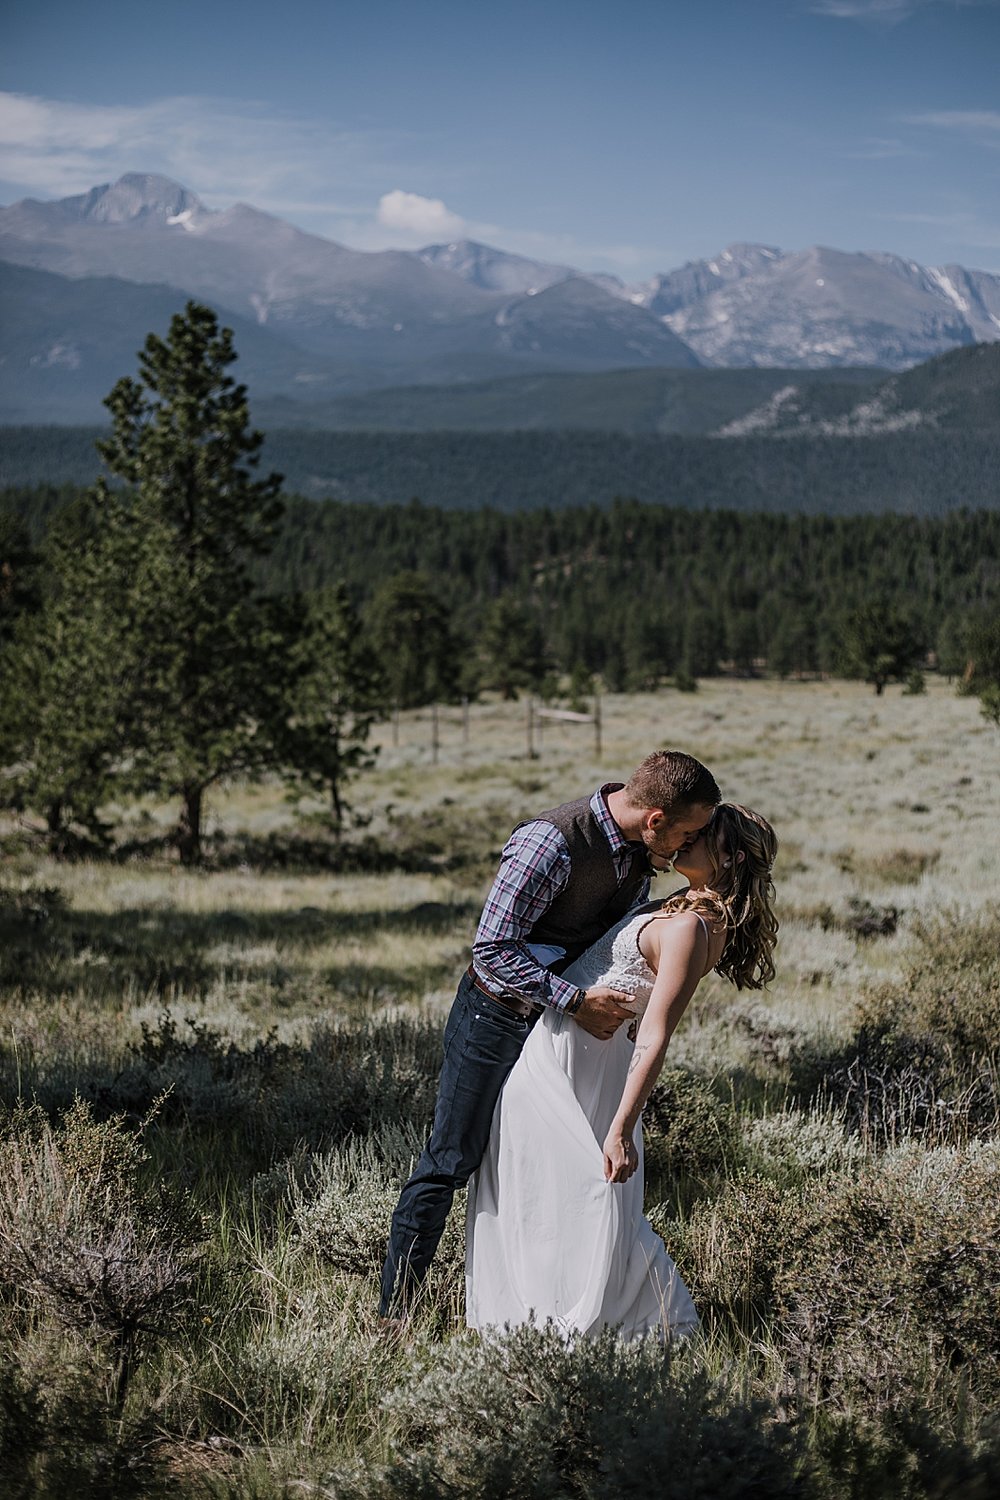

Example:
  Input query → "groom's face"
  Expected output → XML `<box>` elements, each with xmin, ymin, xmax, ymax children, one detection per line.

<box><xmin>642</xmin><ymin>803</ymin><xmax>716</xmax><ymax>862</ymax></box>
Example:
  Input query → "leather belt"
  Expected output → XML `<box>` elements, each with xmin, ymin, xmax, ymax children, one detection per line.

<box><xmin>465</xmin><ymin>964</ymin><xmax>539</xmax><ymax>1019</ymax></box>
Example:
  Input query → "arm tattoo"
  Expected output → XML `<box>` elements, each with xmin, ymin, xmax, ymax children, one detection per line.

<box><xmin>627</xmin><ymin>1043</ymin><xmax>650</xmax><ymax>1076</ymax></box>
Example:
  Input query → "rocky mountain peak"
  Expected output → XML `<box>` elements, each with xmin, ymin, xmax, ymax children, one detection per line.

<box><xmin>76</xmin><ymin>173</ymin><xmax>206</xmax><ymax>226</ymax></box>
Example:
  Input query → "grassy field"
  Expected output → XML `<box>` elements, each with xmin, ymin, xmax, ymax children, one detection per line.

<box><xmin>2</xmin><ymin>677</ymin><xmax>999</xmax><ymax>1497</ymax></box>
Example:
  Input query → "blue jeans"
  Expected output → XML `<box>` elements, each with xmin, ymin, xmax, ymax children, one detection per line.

<box><xmin>380</xmin><ymin>970</ymin><xmax>537</xmax><ymax>1315</ymax></box>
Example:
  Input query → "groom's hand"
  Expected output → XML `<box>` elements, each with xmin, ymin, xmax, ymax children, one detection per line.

<box><xmin>573</xmin><ymin>986</ymin><xmax>634</xmax><ymax>1041</ymax></box>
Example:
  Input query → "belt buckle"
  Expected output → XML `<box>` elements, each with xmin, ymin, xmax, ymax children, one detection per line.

<box><xmin>467</xmin><ymin>966</ymin><xmax>534</xmax><ymax>1019</ymax></box>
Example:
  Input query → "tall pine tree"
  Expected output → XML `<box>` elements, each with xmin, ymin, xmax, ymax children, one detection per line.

<box><xmin>98</xmin><ymin>302</ymin><xmax>288</xmax><ymax>863</ymax></box>
<box><xmin>277</xmin><ymin>585</ymin><xmax>384</xmax><ymax>832</ymax></box>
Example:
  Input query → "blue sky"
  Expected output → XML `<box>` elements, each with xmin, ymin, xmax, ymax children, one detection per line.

<box><xmin>2</xmin><ymin>0</ymin><xmax>998</xmax><ymax>276</ymax></box>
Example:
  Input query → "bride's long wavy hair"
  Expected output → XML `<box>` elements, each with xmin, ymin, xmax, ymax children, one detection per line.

<box><xmin>657</xmin><ymin>803</ymin><xmax>778</xmax><ymax>989</ymax></box>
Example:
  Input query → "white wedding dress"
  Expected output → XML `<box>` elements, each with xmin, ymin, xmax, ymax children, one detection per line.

<box><xmin>466</xmin><ymin>906</ymin><xmax>700</xmax><ymax>1341</ymax></box>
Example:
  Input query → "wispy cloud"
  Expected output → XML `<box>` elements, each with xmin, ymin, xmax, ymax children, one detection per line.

<box><xmin>899</xmin><ymin>109</ymin><xmax>1000</xmax><ymax>150</ymax></box>
<box><xmin>841</xmin><ymin>135</ymin><xmax>921</xmax><ymax>159</ymax></box>
<box><xmin>0</xmin><ymin>89</ymin><xmax>650</xmax><ymax>273</ymax></box>
<box><xmin>810</xmin><ymin>0</ymin><xmax>998</xmax><ymax>24</ymax></box>
<box><xmin>877</xmin><ymin>207</ymin><xmax>1000</xmax><ymax>257</ymax></box>
<box><xmin>0</xmin><ymin>91</ymin><xmax>417</xmax><ymax>216</ymax></box>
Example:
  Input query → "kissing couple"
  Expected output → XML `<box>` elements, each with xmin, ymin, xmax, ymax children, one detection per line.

<box><xmin>381</xmin><ymin>750</ymin><xmax>778</xmax><ymax>1339</ymax></box>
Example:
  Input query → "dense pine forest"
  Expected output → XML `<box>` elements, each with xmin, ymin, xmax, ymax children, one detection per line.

<box><xmin>4</xmin><ymin>484</ymin><xmax>999</xmax><ymax>689</ymax></box>
<box><xmin>3</xmin><ymin>424</ymin><xmax>999</xmax><ymax>513</ymax></box>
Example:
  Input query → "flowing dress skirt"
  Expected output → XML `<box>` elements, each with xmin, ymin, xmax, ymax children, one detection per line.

<box><xmin>466</xmin><ymin>1006</ymin><xmax>698</xmax><ymax>1340</ymax></box>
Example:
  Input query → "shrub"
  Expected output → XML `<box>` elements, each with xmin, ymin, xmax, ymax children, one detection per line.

<box><xmin>0</xmin><ymin>1328</ymin><xmax>169</xmax><ymax>1500</ymax></box>
<box><xmin>290</xmin><ymin>1124</ymin><xmax>465</xmax><ymax>1289</ymax></box>
<box><xmin>858</xmin><ymin>912</ymin><xmax>1000</xmax><ymax>1065</ymax></box>
<box><xmin>28</xmin><ymin>1012</ymin><xmax>447</xmax><ymax>1173</ymax></box>
<box><xmin>844</xmin><ymin>896</ymin><xmax>899</xmax><ymax>939</ymax></box>
<box><xmin>741</xmin><ymin>1105</ymin><xmax>869</xmax><ymax>1184</ymax></box>
<box><xmin>795</xmin><ymin>910</ymin><xmax>1000</xmax><ymax>1146</ymax></box>
<box><xmin>370</xmin><ymin>1324</ymin><xmax>808</xmax><ymax>1499</ymax></box>
<box><xmin>654</xmin><ymin>1173</ymin><xmax>805</xmax><ymax>1335</ymax></box>
<box><xmin>0</xmin><ymin>1099</ymin><xmax>203</xmax><ymax>1410</ymax></box>
<box><xmin>642</xmin><ymin>1068</ymin><xmax>743</xmax><ymax>1186</ymax></box>
<box><xmin>217</xmin><ymin>1288</ymin><xmax>406</xmax><ymax>1449</ymax></box>
<box><xmin>775</xmin><ymin>1143</ymin><xmax>1000</xmax><ymax>1411</ymax></box>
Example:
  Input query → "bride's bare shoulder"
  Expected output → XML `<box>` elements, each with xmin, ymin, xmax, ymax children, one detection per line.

<box><xmin>636</xmin><ymin>903</ymin><xmax>711</xmax><ymax>962</ymax></box>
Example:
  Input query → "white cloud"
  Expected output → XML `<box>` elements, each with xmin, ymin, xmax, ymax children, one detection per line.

<box><xmin>0</xmin><ymin>89</ymin><xmax>652</xmax><ymax>275</ymax></box>
<box><xmin>810</xmin><ymin>0</ymin><xmax>998</xmax><ymax>23</ymax></box>
<box><xmin>902</xmin><ymin>109</ymin><xmax>1000</xmax><ymax>132</ymax></box>
<box><xmin>0</xmin><ymin>90</ymin><xmax>413</xmax><ymax>215</ymax></box>
<box><xmin>840</xmin><ymin>135</ymin><xmax>919</xmax><ymax>159</ymax></box>
<box><xmin>376</xmin><ymin>189</ymin><xmax>466</xmax><ymax>239</ymax></box>
<box><xmin>899</xmin><ymin>109</ymin><xmax>1000</xmax><ymax>151</ymax></box>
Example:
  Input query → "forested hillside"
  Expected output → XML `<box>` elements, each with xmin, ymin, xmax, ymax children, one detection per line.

<box><xmin>6</xmin><ymin>486</ymin><xmax>997</xmax><ymax>688</ymax></box>
<box><xmin>2</xmin><ymin>426</ymin><xmax>998</xmax><ymax>513</ymax></box>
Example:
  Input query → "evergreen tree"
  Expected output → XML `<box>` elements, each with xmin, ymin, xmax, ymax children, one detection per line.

<box><xmin>0</xmin><ymin>510</ymin><xmax>41</xmax><ymax>650</ymax></box>
<box><xmin>681</xmin><ymin>608</ymin><xmax>724</xmax><ymax>678</ymax></box>
<box><xmin>367</xmin><ymin>571</ymin><xmax>459</xmax><ymax>709</ymax></box>
<box><xmin>725</xmin><ymin>608</ymin><xmax>759</xmax><ymax>676</ymax></box>
<box><xmin>97</xmin><ymin>301</ymin><xmax>288</xmax><ymax>864</ymax></box>
<box><xmin>766</xmin><ymin>609</ymin><xmax>817</xmax><ymax>678</ymax></box>
<box><xmin>936</xmin><ymin>613</ymin><xmax>971</xmax><ymax>681</ymax></box>
<box><xmin>839</xmin><ymin>601</ymin><xmax>925</xmax><ymax>695</ymax></box>
<box><xmin>479</xmin><ymin>596</ymin><xmax>547</xmax><ymax>700</ymax></box>
<box><xmin>277</xmin><ymin>585</ymin><xmax>384</xmax><ymax>831</ymax></box>
<box><xmin>1</xmin><ymin>489</ymin><xmax>145</xmax><ymax>843</ymax></box>
<box><xmin>962</xmin><ymin>612</ymin><xmax>1000</xmax><ymax>693</ymax></box>
<box><xmin>962</xmin><ymin>612</ymin><xmax>1000</xmax><ymax>728</ymax></box>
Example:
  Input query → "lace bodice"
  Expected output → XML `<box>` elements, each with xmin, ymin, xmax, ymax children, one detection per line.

<box><xmin>561</xmin><ymin>906</ymin><xmax>660</xmax><ymax>1018</ymax></box>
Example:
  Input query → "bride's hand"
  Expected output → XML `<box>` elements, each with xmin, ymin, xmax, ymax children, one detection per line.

<box><xmin>603</xmin><ymin>1127</ymin><xmax>638</xmax><ymax>1183</ymax></box>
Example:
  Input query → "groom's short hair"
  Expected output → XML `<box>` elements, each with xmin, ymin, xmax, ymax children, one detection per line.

<box><xmin>624</xmin><ymin>750</ymin><xmax>720</xmax><ymax>815</ymax></box>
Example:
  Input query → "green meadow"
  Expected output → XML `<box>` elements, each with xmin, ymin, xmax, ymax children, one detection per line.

<box><xmin>2</xmin><ymin>677</ymin><xmax>999</xmax><ymax>1498</ymax></box>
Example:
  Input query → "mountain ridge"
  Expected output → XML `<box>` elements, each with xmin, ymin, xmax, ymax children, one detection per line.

<box><xmin>3</xmin><ymin>174</ymin><xmax>1000</xmax><ymax>426</ymax></box>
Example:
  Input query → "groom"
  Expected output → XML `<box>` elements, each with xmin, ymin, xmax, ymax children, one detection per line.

<box><xmin>379</xmin><ymin>748</ymin><xmax>721</xmax><ymax>1316</ymax></box>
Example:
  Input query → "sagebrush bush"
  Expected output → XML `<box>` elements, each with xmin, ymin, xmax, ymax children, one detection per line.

<box><xmin>6</xmin><ymin>1012</ymin><xmax>446</xmax><ymax>1173</ymax></box>
<box><xmin>642</xmin><ymin>1067</ymin><xmax>743</xmax><ymax>1186</ymax></box>
<box><xmin>793</xmin><ymin>909</ymin><xmax>1000</xmax><ymax>1146</ymax></box>
<box><xmin>0</xmin><ymin>1099</ymin><xmax>203</xmax><ymax>1409</ymax></box>
<box><xmin>216</xmin><ymin>1288</ymin><xmax>406</xmax><ymax>1449</ymax></box>
<box><xmin>777</xmin><ymin>1143</ymin><xmax>1000</xmax><ymax>1411</ymax></box>
<box><xmin>366</xmin><ymin>1324</ymin><xmax>808</xmax><ymax>1499</ymax></box>
<box><xmin>290</xmin><ymin>1124</ymin><xmax>465</xmax><ymax>1289</ymax></box>
<box><xmin>741</xmin><ymin>1105</ymin><xmax>869</xmax><ymax>1184</ymax></box>
<box><xmin>659</xmin><ymin>1141</ymin><xmax>1000</xmax><ymax>1411</ymax></box>
<box><xmin>0</xmin><ymin>1322</ymin><xmax>170</xmax><ymax>1499</ymax></box>
<box><xmin>857</xmin><ymin>911</ymin><xmax>1000</xmax><ymax>1065</ymax></box>
<box><xmin>655</xmin><ymin>1173</ymin><xmax>805</xmax><ymax>1335</ymax></box>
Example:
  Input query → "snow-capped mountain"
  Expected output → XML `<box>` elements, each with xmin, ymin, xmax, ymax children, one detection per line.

<box><xmin>3</xmin><ymin>173</ymin><xmax>1000</xmax><ymax>426</ymax></box>
<box><xmin>659</xmin><ymin>245</ymin><xmax>1000</xmax><ymax>368</ymax></box>
<box><xmin>412</xmin><ymin>236</ymin><xmax>1000</xmax><ymax>369</ymax></box>
<box><xmin>0</xmin><ymin>174</ymin><xmax>700</xmax><ymax>388</ymax></box>
<box><xmin>416</xmin><ymin>239</ymin><xmax>575</xmax><ymax>295</ymax></box>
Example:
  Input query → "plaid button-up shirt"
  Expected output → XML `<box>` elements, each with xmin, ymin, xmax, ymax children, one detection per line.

<box><xmin>471</xmin><ymin>783</ymin><xmax>651</xmax><ymax>1013</ymax></box>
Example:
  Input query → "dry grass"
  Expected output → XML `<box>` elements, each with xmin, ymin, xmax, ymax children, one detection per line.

<box><xmin>2</xmin><ymin>677</ymin><xmax>999</xmax><ymax>1497</ymax></box>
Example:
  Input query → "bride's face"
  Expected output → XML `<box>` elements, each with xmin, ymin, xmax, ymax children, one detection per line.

<box><xmin>672</xmin><ymin>831</ymin><xmax>720</xmax><ymax>889</ymax></box>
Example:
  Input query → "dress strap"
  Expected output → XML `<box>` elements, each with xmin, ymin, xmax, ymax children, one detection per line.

<box><xmin>634</xmin><ymin>905</ymin><xmax>715</xmax><ymax>961</ymax></box>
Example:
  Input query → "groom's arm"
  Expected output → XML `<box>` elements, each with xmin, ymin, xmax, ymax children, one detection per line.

<box><xmin>471</xmin><ymin>820</ymin><xmax>583</xmax><ymax>1013</ymax></box>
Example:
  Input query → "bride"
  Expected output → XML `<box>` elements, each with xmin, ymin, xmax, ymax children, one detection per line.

<box><xmin>465</xmin><ymin>802</ymin><xmax>778</xmax><ymax>1341</ymax></box>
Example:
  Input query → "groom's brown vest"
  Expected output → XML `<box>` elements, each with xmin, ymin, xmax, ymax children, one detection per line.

<box><xmin>516</xmin><ymin>795</ymin><xmax>649</xmax><ymax>970</ymax></box>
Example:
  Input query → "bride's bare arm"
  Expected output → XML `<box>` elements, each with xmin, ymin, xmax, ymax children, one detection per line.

<box><xmin>602</xmin><ymin>913</ymin><xmax>708</xmax><ymax>1183</ymax></box>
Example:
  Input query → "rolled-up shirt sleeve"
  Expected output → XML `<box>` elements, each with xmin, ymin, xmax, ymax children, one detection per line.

<box><xmin>471</xmin><ymin>820</ymin><xmax>582</xmax><ymax>1013</ymax></box>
